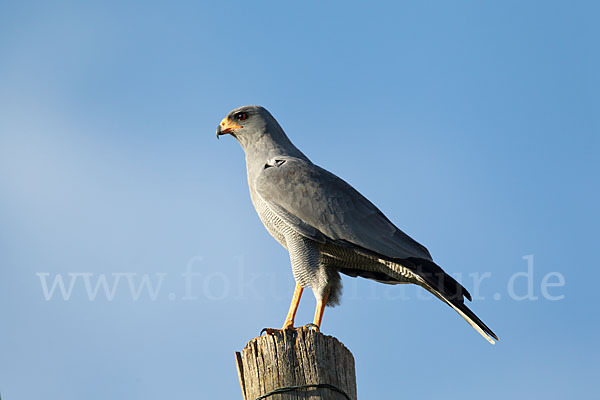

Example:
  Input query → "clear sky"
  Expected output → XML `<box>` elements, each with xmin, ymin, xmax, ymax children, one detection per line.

<box><xmin>1</xmin><ymin>1</ymin><xmax>598</xmax><ymax>399</ymax></box>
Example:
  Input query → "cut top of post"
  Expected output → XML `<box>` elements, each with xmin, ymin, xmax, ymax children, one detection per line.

<box><xmin>235</xmin><ymin>328</ymin><xmax>357</xmax><ymax>400</ymax></box>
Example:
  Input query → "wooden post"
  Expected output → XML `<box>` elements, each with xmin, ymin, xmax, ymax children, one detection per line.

<box><xmin>235</xmin><ymin>328</ymin><xmax>357</xmax><ymax>400</ymax></box>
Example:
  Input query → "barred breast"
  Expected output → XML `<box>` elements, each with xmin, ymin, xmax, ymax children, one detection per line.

<box><xmin>250</xmin><ymin>190</ymin><xmax>293</xmax><ymax>249</ymax></box>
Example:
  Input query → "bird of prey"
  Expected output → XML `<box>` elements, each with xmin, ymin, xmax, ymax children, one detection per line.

<box><xmin>217</xmin><ymin>105</ymin><xmax>498</xmax><ymax>344</ymax></box>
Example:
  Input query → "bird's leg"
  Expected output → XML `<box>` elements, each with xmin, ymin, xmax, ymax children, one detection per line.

<box><xmin>261</xmin><ymin>284</ymin><xmax>304</xmax><ymax>336</ymax></box>
<box><xmin>311</xmin><ymin>287</ymin><xmax>330</xmax><ymax>332</ymax></box>
<box><xmin>282</xmin><ymin>283</ymin><xmax>304</xmax><ymax>329</ymax></box>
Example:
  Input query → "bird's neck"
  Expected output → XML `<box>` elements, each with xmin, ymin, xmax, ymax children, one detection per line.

<box><xmin>244</xmin><ymin>133</ymin><xmax>310</xmax><ymax>183</ymax></box>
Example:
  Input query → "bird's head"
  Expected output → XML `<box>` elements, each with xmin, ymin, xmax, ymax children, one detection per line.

<box><xmin>216</xmin><ymin>105</ymin><xmax>309</xmax><ymax>162</ymax></box>
<box><xmin>216</xmin><ymin>105</ymin><xmax>285</xmax><ymax>147</ymax></box>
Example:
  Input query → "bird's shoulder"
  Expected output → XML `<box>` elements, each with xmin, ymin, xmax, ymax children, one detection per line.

<box><xmin>255</xmin><ymin>156</ymin><xmax>360</xmax><ymax>211</ymax></box>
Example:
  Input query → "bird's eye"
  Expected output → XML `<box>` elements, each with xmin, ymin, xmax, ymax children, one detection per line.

<box><xmin>235</xmin><ymin>112</ymin><xmax>248</xmax><ymax>121</ymax></box>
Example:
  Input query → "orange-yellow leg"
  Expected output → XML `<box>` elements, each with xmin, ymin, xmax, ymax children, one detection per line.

<box><xmin>312</xmin><ymin>288</ymin><xmax>330</xmax><ymax>331</ymax></box>
<box><xmin>261</xmin><ymin>284</ymin><xmax>304</xmax><ymax>336</ymax></box>
<box><xmin>282</xmin><ymin>283</ymin><xmax>304</xmax><ymax>329</ymax></box>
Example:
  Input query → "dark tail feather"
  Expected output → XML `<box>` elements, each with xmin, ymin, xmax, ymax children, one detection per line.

<box><xmin>403</xmin><ymin>257</ymin><xmax>472</xmax><ymax>302</ymax></box>
<box><xmin>450</xmin><ymin>297</ymin><xmax>499</xmax><ymax>342</ymax></box>
<box><xmin>402</xmin><ymin>257</ymin><xmax>498</xmax><ymax>344</ymax></box>
<box><xmin>343</xmin><ymin>246</ymin><xmax>498</xmax><ymax>343</ymax></box>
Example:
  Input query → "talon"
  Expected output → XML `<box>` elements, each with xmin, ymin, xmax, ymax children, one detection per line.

<box><xmin>260</xmin><ymin>328</ymin><xmax>280</xmax><ymax>336</ymax></box>
<box><xmin>303</xmin><ymin>323</ymin><xmax>320</xmax><ymax>332</ymax></box>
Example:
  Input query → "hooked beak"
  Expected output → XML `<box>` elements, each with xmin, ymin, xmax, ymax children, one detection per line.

<box><xmin>216</xmin><ymin>117</ymin><xmax>242</xmax><ymax>139</ymax></box>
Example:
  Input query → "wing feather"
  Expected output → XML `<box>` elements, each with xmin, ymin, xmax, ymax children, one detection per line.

<box><xmin>255</xmin><ymin>156</ymin><xmax>432</xmax><ymax>260</ymax></box>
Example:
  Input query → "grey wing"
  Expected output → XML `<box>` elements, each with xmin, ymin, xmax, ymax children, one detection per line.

<box><xmin>254</xmin><ymin>156</ymin><xmax>432</xmax><ymax>261</ymax></box>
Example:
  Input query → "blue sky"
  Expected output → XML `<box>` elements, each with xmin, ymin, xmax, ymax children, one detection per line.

<box><xmin>0</xmin><ymin>1</ymin><xmax>598</xmax><ymax>399</ymax></box>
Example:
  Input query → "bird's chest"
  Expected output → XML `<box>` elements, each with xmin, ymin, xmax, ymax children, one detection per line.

<box><xmin>250</xmin><ymin>190</ymin><xmax>292</xmax><ymax>249</ymax></box>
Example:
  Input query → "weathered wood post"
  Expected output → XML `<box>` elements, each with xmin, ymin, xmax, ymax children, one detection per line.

<box><xmin>235</xmin><ymin>328</ymin><xmax>357</xmax><ymax>400</ymax></box>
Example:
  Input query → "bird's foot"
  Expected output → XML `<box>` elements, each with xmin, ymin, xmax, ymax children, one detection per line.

<box><xmin>282</xmin><ymin>320</ymin><xmax>295</xmax><ymax>330</ymax></box>
<box><xmin>302</xmin><ymin>323</ymin><xmax>320</xmax><ymax>332</ymax></box>
<box><xmin>260</xmin><ymin>322</ymin><xmax>319</xmax><ymax>336</ymax></box>
<box><xmin>260</xmin><ymin>325</ymin><xmax>296</xmax><ymax>336</ymax></box>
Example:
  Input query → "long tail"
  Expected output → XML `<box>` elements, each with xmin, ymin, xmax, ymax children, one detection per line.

<box><xmin>343</xmin><ymin>247</ymin><xmax>499</xmax><ymax>344</ymax></box>
<box><xmin>403</xmin><ymin>258</ymin><xmax>499</xmax><ymax>344</ymax></box>
<box><xmin>426</xmin><ymin>284</ymin><xmax>498</xmax><ymax>344</ymax></box>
